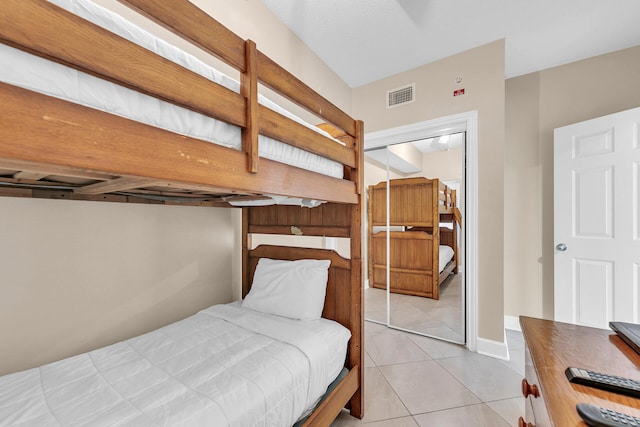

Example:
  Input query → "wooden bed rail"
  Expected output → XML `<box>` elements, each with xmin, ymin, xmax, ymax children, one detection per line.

<box><xmin>0</xmin><ymin>82</ymin><xmax>358</xmax><ymax>204</ymax></box>
<box><xmin>0</xmin><ymin>0</ymin><xmax>361</xmax><ymax>203</ymax></box>
<box><xmin>0</xmin><ymin>1</ymin><xmax>243</xmax><ymax>126</ymax></box>
<box><xmin>118</xmin><ymin>0</ymin><xmax>357</xmax><ymax>138</ymax></box>
<box><xmin>116</xmin><ymin>0</ymin><xmax>359</xmax><ymax>175</ymax></box>
<box><xmin>438</xmin><ymin>186</ymin><xmax>456</xmax><ymax>211</ymax></box>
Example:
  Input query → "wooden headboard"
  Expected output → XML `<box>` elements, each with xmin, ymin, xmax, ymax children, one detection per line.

<box><xmin>246</xmin><ymin>245</ymin><xmax>352</xmax><ymax>328</ymax></box>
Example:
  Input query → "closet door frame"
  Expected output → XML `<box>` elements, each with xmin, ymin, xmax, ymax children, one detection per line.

<box><xmin>364</xmin><ymin>110</ymin><xmax>478</xmax><ymax>352</ymax></box>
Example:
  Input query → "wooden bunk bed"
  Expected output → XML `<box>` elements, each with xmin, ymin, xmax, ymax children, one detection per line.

<box><xmin>0</xmin><ymin>0</ymin><xmax>364</xmax><ymax>425</ymax></box>
<box><xmin>368</xmin><ymin>177</ymin><xmax>461</xmax><ymax>300</ymax></box>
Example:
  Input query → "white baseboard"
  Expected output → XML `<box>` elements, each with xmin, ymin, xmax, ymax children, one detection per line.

<box><xmin>479</xmin><ymin>315</ymin><xmax>522</xmax><ymax>363</ymax></box>
<box><xmin>476</xmin><ymin>335</ymin><xmax>510</xmax><ymax>361</ymax></box>
<box><xmin>504</xmin><ymin>315</ymin><xmax>522</xmax><ymax>332</ymax></box>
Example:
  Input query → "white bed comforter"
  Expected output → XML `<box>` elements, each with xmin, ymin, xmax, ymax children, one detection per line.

<box><xmin>0</xmin><ymin>303</ymin><xmax>350</xmax><ymax>426</ymax></box>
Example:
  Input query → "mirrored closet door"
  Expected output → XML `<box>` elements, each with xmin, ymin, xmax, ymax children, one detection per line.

<box><xmin>364</xmin><ymin>133</ymin><xmax>466</xmax><ymax>344</ymax></box>
<box><xmin>363</xmin><ymin>146</ymin><xmax>392</xmax><ymax>325</ymax></box>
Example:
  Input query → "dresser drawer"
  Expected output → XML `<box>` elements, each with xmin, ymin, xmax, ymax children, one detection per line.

<box><xmin>521</xmin><ymin>343</ymin><xmax>551</xmax><ymax>427</ymax></box>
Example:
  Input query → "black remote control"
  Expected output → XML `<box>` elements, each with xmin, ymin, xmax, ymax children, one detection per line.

<box><xmin>566</xmin><ymin>367</ymin><xmax>640</xmax><ymax>398</ymax></box>
<box><xmin>577</xmin><ymin>403</ymin><xmax>640</xmax><ymax>427</ymax></box>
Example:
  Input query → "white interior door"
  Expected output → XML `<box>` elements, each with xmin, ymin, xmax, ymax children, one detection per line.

<box><xmin>554</xmin><ymin>107</ymin><xmax>640</xmax><ymax>328</ymax></box>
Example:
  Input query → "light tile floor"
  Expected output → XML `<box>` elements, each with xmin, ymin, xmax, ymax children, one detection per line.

<box><xmin>332</xmin><ymin>325</ymin><xmax>525</xmax><ymax>427</ymax></box>
<box><xmin>365</xmin><ymin>274</ymin><xmax>464</xmax><ymax>343</ymax></box>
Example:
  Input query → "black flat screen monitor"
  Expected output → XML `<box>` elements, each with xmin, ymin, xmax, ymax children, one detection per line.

<box><xmin>610</xmin><ymin>321</ymin><xmax>640</xmax><ymax>356</ymax></box>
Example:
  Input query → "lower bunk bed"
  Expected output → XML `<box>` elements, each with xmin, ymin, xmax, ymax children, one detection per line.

<box><xmin>0</xmin><ymin>245</ymin><xmax>360</xmax><ymax>426</ymax></box>
<box><xmin>369</xmin><ymin>228</ymin><xmax>457</xmax><ymax>299</ymax></box>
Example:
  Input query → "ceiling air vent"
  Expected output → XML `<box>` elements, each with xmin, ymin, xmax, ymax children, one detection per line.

<box><xmin>386</xmin><ymin>83</ymin><xmax>415</xmax><ymax>109</ymax></box>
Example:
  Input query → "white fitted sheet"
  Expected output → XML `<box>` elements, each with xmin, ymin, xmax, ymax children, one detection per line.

<box><xmin>0</xmin><ymin>302</ymin><xmax>351</xmax><ymax>426</ymax></box>
<box><xmin>0</xmin><ymin>0</ymin><xmax>343</xmax><ymax>179</ymax></box>
<box><xmin>439</xmin><ymin>245</ymin><xmax>455</xmax><ymax>273</ymax></box>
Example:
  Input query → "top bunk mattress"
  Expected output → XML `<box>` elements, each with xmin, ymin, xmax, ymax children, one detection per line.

<box><xmin>0</xmin><ymin>0</ymin><xmax>343</xmax><ymax>179</ymax></box>
<box><xmin>0</xmin><ymin>301</ymin><xmax>351</xmax><ymax>426</ymax></box>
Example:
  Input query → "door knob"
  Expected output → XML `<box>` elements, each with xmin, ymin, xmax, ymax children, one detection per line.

<box><xmin>521</xmin><ymin>378</ymin><xmax>540</xmax><ymax>398</ymax></box>
<box><xmin>556</xmin><ymin>243</ymin><xmax>567</xmax><ymax>251</ymax></box>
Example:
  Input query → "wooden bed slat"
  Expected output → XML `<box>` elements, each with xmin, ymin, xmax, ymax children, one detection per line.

<box><xmin>74</xmin><ymin>177</ymin><xmax>162</xmax><ymax>195</ymax></box>
<box><xmin>259</xmin><ymin>106</ymin><xmax>356</xmax><ymax>168</ymax></box>
<box><xmin>248</xmin><ymin>225</ymin><xmax>350</xmax><ymax>238</ymax></box>
<box><xmin>247</xmin><ymin>245</ymin><xmax>350</xmax><ymax>271</ymax></box>
<box><xmin>0</xmin><ymin>185</ymin><xmax>231</xmax><ymax>206</ymax></box>
<box><xmin>248</xmin><ymin>204</ymin><xmax>352</xmax><ymax>230</ymax></box>
<box><xmin>12</xmin><ymin>171</ymin><xmax>49</xmax><ymax>181</ymax></box>
<box><xmin>0</xmin><ymin>0</ymin><xmax>246</xmax><ymax>128</ymax></box>
<box><xmin>0</xmin><ymin>175</ymin><xmax>237</xmax><ymax>206</ymax></box>
<box><xmin>0</xmin><ymin>187</ymin><xmax>32</xmax><ymax>198</ymax></box>
<box><xmin>0</xmin><ymin>159</ymin><xmax>116</xmax><ymax>182</ymax></box>
<box><xmin>0</xmin><ymin>177</ymin><xmax>93</xmax><ymax>189</ymax></box>
<box><xmin>257</xmin><ymin>52</ymin><xmax>357</xmax><ymax>138</ymax></box>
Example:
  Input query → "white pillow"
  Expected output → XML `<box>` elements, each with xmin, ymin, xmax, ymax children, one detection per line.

<box><xmin>242</xmin><ymin>258</ymin><xmax>330</xmax><ymax>320</ymax></box>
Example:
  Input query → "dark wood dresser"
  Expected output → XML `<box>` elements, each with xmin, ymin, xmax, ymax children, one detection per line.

<box><xmin>519</xmin><ymin>316</ymin><xmax>640</xmax><ymax>426</ymax></box>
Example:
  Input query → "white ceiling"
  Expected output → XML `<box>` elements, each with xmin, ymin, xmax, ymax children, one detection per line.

<box><xmin>261</xmin><ymin>0</ymin><xmax>640</xmax><ymax>88</ymax></box>
<box><xmin>412</xmin><ymin>132</ymin><xmax>465</xmax><ymax>153</ymax></box>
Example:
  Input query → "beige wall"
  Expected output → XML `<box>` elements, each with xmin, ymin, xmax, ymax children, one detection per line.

<box><xmin>418</xmin><ymin>147</ymin><xmax>464</xmax><ymax>182</ymax></box>
<box><xmin>355</xmin><ymin>40</ymin><xmax>506</xmax><ymax>343</ymax></box>
<box><xmin>505</xmin><ymin>46</ymin><xmax>640</xmax><ymax>320</ymax></box>
<box><xmin>388</xmin><ymin>143</ymin><xmax>423</xmax><ymax>171</ymax></box>
<box><xmin>364</xmin><ymin>147</ymin><xmax>464</xmax><ymax>185</ymax></box>
<box><xmin>0</xmin><ymin>199</ymin><xmax>235</xmax><ymax>375</ymax></box>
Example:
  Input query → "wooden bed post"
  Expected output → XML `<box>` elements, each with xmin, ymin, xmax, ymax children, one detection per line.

<box><xmin>451</xmin><ymin>189</ymin><xmax>459</xmax><ymax>274</ymax></box>
<box><xmin>349</xmin><ymin>119</ymin><xmax>365</xmax><ymax>418</ymax></box>
<box><xmin>366</xmin><ymin>186</ymin><xmax>373</xmax><ymax>301</ymax></box>
<box><xmin>432</xmin><ymin>179</ymin><xmax>440</xmax><ymax>300</ymax></box>
<box><xmin>241</xmin><ymin>40</ymin><xmax>259</xmax><ymax>173</ymax></box>
<box><xmin>241</xmin><ymin>207</ymin><xmax>250</xmax><ymax>298</ymax></box>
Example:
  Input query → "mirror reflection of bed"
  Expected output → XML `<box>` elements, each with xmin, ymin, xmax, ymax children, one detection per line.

<box><xmin>364</xmin><ymin>135</ymin><xmax>465</xmax><ymax>344</ymax></box>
